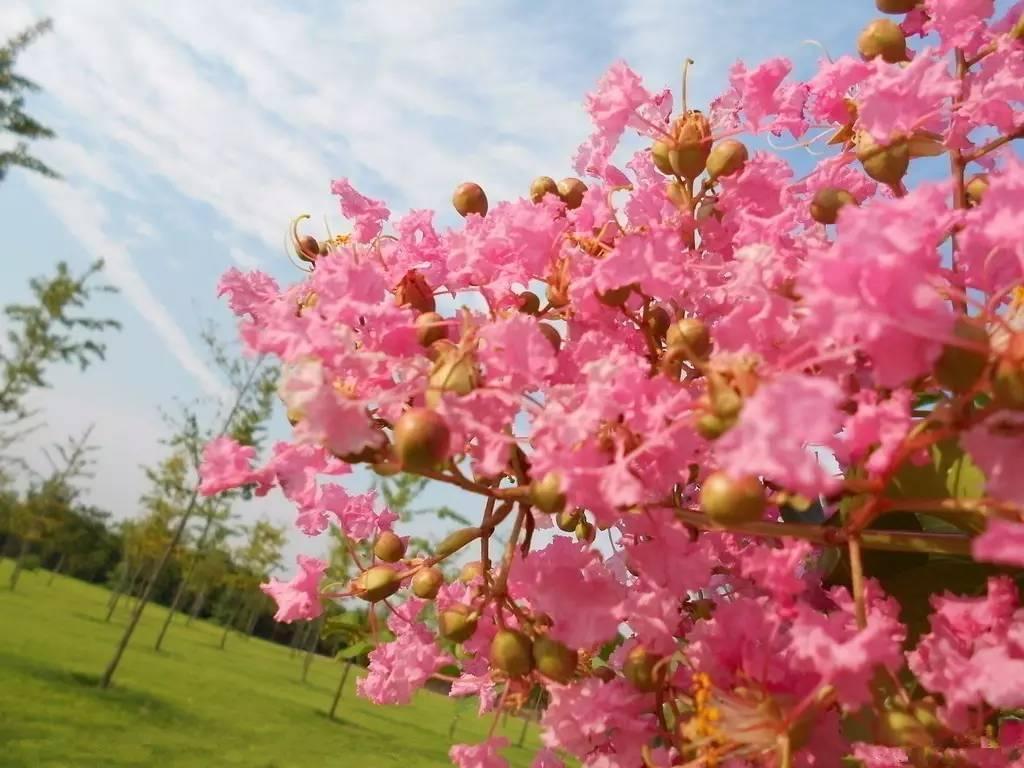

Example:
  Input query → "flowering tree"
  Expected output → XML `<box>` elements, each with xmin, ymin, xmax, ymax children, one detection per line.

<box><xmin>201</xmin><ymin>2</ymin><xmax>1024</xmax><ymax>766</ymax></box>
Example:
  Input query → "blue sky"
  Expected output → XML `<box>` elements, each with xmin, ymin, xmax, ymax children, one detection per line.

<box><xmin>0</xmin><ymin>1</ymin><xmax>881</xmax><ymax>563</ymax></box>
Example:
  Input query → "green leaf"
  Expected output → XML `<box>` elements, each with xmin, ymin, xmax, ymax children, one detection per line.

<box><xmin>885</xmin><ymin>439</ymin><xmax>986</xmax><ymax>534</ymax></box>
<box><xmin>336</xmin><ymin>640</ymin><xmax>375</xmax><ymax>659</ymax></box>
<box><xmin>880</xmin><ymin>558</ymin><xmax>995</xmax><ymax>642</ymax></box>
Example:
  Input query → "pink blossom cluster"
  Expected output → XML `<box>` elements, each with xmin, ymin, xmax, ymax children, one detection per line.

<box><xmin>201</xmin><ymin>2</ymin><xmax>1024</xmax><ymax>766</ymax></box>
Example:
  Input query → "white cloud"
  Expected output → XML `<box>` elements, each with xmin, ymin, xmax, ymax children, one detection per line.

<box><xmin>25</xmin><ymin>176</ymin><xmax>230</xmax><ymax>400</ymax></box>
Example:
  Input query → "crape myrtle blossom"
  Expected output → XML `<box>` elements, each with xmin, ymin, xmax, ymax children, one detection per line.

<box><xmin>200</xmin><ymin>4</ymin><xmax>1024</xmax><ymax>765</ymax></box>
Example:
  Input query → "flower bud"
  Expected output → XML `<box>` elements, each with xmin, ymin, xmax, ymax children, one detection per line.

<box><xmin>810</xmin><ymin>187</ymin><xmax>857</xmax><ymax>225</ymax></box>
<box><xmin>296</xmin><ymin>234</ymin><xmax>320</xmax><ymax>263</ymax></box>
<box><xmin>373</xmin><ymin>531</ymin><xmax>406</xmax><ymax>563</ymax></box>
<box><xmin>876</xmin><ymin>0</ymin><xmax>920</xmax><ymax>12</ymax></box>
<box><xmin>695</xmin><ymin>412</ymin><xmax>731</xmax><ymax>440</ymax></box>
<box><xmin>415</xmin><ymin>312</ymin><xmax>448</xmax><ymax>347</ymax></box>
<box><xmin>878</xmin><ymin>708</ymin><xmax>933</xmax><ymax>749</ymax></box>
<box><xmin>597</xmin><ymin>284</ymin><xmax>634</xmax><ymax>307</ymax></box>
<box><xmin>557</xmin><ymin>178</ymin><xmax>588</xmax><ymax>210</ymax></box>
<box><xmin>556</xmin><ymin>508</ymin><xmax>581</xmax><ymax>532</ymax></box>
<box><xmin>395</xmin><ymin>270</ymin><xmax>436</xmax><ymax>313</ymax></box>
<box><xmin>412</xmin><ymin>566</ymin><xmax>444</xmax><ymax>599</ymax></box>
<box><xmin>394</xmin><ymin>408</ymin><xmax>451</xmax><ymax>473</ymax></box>
<box><xmin>490</xmin><ymin>629</ymin><xmax>534</xmax><ymax>678</ymax></box>
<box><xmin>459</xmin><ymin>560</ymin><xmax>485</xmax><ymax>583</ymax></box>
<box><xmin>531</xmin><ymin>472</ymin><xmax>567</xmax><ymax>515</ymax></box>
<box><xmin>517</xmin><ymin>291</ymin><xmax>541</xmax><ymax>315</ymax></box>
<box><xmin>452</xmin><ymin>182</ymin><xmax>488</xmax><ymax>217</ymax></box>
<box><xmin>539</xmin><ymin>323</ymin><xmax>562</xmax><ymax>353</ymax></box>
<box><xmin>533</xmin><ymin>636</ymin><xmax>578</xmax><ymax>683</ymax></box>
<box><xmin>993</xmin><ymin>338</ymin><xmax>1024</xmax><ymax>410</ymax></box>
<box><xmin>858</xmin><ymin>19</ymin><xmax>908</xmax><ymax>63</ymax></box>
<box><xmin>965</xmin><ymin>174</ymin><xmax>989</xmax><ymax>206</ymax></box>
<box><xmin>436</xmin><ymin>527</ymin><xmax>483</xmax><ymax>559</ymax></box>
<box><xmin>699</xmin><ymin>471</ymin><xmax>766</xmax><ymax>525</ymax></box>
<box><xmin>645</xmin><ymin>306</ymin><xmax>671</xmax><ymax>341</ymax></box>
<box><xmin>856</xmin><ymin>132</ymin><xmax>910</xmax><ymax>186</ymax></box>
<box><xmin>934</xmin><ymin>317</ymin><xmax>990</xmax><ymax>393</ymax></box>
<box><xmin>666</xmin><ymin>317</ymin><xmax>711</xmax><ymax>360</ymax></box>
<box><xmin>651</xmin><ymin>140</ymin><xmax>675</xmax><ymax>175</ymax></box>
<box><xmin>371</xmin><ymin>457</ymin><xmax>402</xmax><ymax>477</ymax></box>
<box><xmin>530</xmin><ymin>176</ymin><xmax>559</xmax><ymax>204</ymax></box>
<box><xmin>666</xmin><ymin>180</ymin><xmax>689</xmax><ymax>209</ymax></box>
<box><xmin>669</xmin><ymin>111</ymin><xmax>713</xmax><ymax>180</ymax></box>
<box><xmin>592</xmin><ymin>665</ymin><xmax>616</xmax><ymax>683</ymax></box>
<box><xmin>706</xmin><ymin>139</ymin><xmax>748</xmax><ymax>180</ymax></box>
<box><xmin>357</xmin><ymin>565</ymin><xmax>401</xmax><ymax>602</ymax></box>
<box><xmin>623</xmin><ymin>645</ymin><xmax>666</xmax><ymax>692</ymax></box>
<box><xmin>439</xmin><ymin>604</ymin><xmax>478</xmax><ymax>643</ymax></box>
<box><xmin>708</xmin><ymin>375</ymin><xmax>743</xmax><ymax>418</ymax></box>
<box><xmin>426</xmin><ymin>349</ymin><xmax>478</xmax><ymax>407</ymax></box>
<box><xmin>575</xmin><ymin>520</ymin><xmax>596</xmax><ymax>543</ymax></box>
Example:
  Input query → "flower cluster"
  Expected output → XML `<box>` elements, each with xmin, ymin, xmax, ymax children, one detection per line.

<box><xmin>202</xmin><ymin>1</ymin><xmax>1024</xmax><ymax>765</ymax></box>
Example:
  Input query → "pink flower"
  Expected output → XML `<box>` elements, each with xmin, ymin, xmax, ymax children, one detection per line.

<box><xmin>198</xmin><ymin>436</ymin><xmax>258</xmax><ymax>496</ymax></box>
<box><xmin>583</xmin><ymin>61</ymin><xmax>654</xmax><ymax>138</ymax></box>
<box><xmin>217</xmin><ymin>268</ymin><xmax>280</xmax><ymax>321</ymax></box>
<box><xmin>717</xmin><ymin>373</ymin><xmax>843</xmax><ymax>497</ymax></box>
<box><xmin>509</xmin><ymin>537</ymin><xmax>626</xmax><ymax>649</ymax></box>
<box><xmin>718</xmin><ymin>57</ymin><xmax>808</xmax><ymax>136</ymax></box>
<box><xmin>852</xmin><ymin>745</ymin><xmax>909</xmax><ymax>768</ymax></box>
<box><xmin>836</xmin><ymin>390</ymin><xmax>913</xmax><ymax>474</ymax></box>
<box><xmin>329</xmin><ymin>178</ymin><xmax>389</xmax><ymax>243</ymax></box>
<box><xmin>449</xmin><ymin>737</ymin><xmax>509</xmax><ymax>768</ymax></box>
<box><xmin>923</xmin><ymin>0</ymin><xmax>995</xmax><ymax>53</ymax></box>
<box><xmin>973</xmin><ymin>518</ymin><xmax>1024</xmax><ymax>567</ymax></box>
<box><xmin>358</xmin><ymin>618</ymin><xmax>449</xmax><ymax>705</ymax></box>
<box><xmin>260</xmin><ymin>555</ymin><xmax>326</xmax><ymax>623</ymax></box>
<box><xmin>477</xmin><ymin>314</ymin><xmax>557</xmax><ymax>392</ymax></box>
<box><xmin>959</xmin><ymin>156</ymin><xmax>1024</xmax><ymax>293</ymax></box>
<box><xmin>807</xmin><ymin>56</ymin><xmax>870</xmax><ymax>124</ymax></box>
<box><xmin>531</xmin><ymin>749</ymin><xmax>565</xmax><ymax>768</ymax></box>
<box><xmin>739</xmin><ymin>540</ymin><xmax>816</xmax><ymax>605</ymax></box>
<box><xmin>856</xmin><ymin>54</ymin><xmax>958</xmax><ymax>143</ymax></box>
<box><xmin>963</xmin><ymin>415</ymin><xmax>1024</xmax><ymax>505</ymax></box>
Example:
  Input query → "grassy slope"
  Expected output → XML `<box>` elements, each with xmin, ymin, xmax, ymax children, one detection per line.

<box><xmin>0</xmin><ymin>560</ymin><xmax>538</xmax><ymax>768</ymax></box>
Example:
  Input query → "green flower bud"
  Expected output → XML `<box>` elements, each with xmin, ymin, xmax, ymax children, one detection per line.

<box><xmin>699</xmin><ymin>471</ymin><xmax>766</xmax><ymax>526</ymax></box>
<box><xmin>623</xmin><ymin>645</ymin><xmax>666</xmax><ymax>692</ymax></box>
<box><xmin>411</xmin><ymin>567</ymin><xmax>444</xmax><ymax>600</ymax></box>
<box><xmin>557</xmin><ymin>178</ymin><xmax>588</xmax><ymax>210</ymax></box>
<box><xmin>706</xmin><ymin>139</ymin><xmax>749</xmax><ymax>180</ymax></box>
<box><xmin>533</xmin><ymin>635</ymin><xmax>578</xmax><ymax>683</ymax></box>
<box><xmin>531</xmin><ymin>472</ymin><xmax>566</xmax><ymax>515</ymax></box>
<box><xmin>539</xmin><ymin>323</ymin><xmax>562</xmax><ymax>354</ymax></box>
<box><xmin>858</xmin><ymin>19</ymin><xmax>908</xmax><ymax>63</ymax></box>
<box><xmin>517</xmin><ymin>291</ymin><xmax>541</xmax><ymax>315</ymax></box>
<box><xmin>666</xmin><ymin>317</ymin><xmax>711</xmax><ymax>359</ymax></box>
<box><xmin>856</xmin><ymin>132</ymin><xmax>910</xmax><ymax>186</ymax></box>
<box><xmin>435</xmin><ymin>527</ymin><xmax>483</xmax><ymax>560</ymax></box>
<box><xmin>530</xmin><ymin>176</ymin><xmax>559</xmax><ymax>204</ymax></box>
<box><xmin>934</xmin><ymin>317</ymin><xmax>990</xmax><ymax>393</ymax></box>
<box><xmin>575</xmin><ymin>520</ymin><xmax>596</xmax><ymax>543</ymax></box>
<box><xmin>394</xmin><ymin>408</ymin><xmax>451</xmax><ymax>473</ymax></box>
<box><xmin>373</xmin><ymin>531</ymin><xmax>406</xmax><ymax>563</ymax></box>
<box><xmin>490</xmin><ymin>629</ymin><xmax>534</xmax><ymax>678</ymax></box>
<box><xmin>556</xmin><ymin>508</ymin><xmax>582</xmax><ymax>532</ymax></box>
<box><xmin>439</xmin><ymin>604</ymin><xmax>478</xmax><ymax>643</ymax></box>
<box><xmin>358</xmin><ymin>566</ymin><xmax>401</xmax><ymax>603</ymax></box>
<box><xmin>876</xmin><ymin>0</ymin><xmax>920</xmax><ymax>12</ymax></box>
<box><xmin>810</xmin><ymin>187</ymin><xmax>858</xmax><ymax>225</ymax></box>
<box><xmin>965</xmin><ymin>174</ymin><xmax>989</xmax><ymax>206</ymax></box>
<box><xmin>415</xmin><ymin>312</ymin><xmax>448</xmax><ymax>347</ymax></box>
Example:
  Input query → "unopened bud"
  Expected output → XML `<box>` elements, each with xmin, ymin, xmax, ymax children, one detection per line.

<box><xmin>490</xmin><ymin>629</ymin><xmax>534</xmax><ymax>678</ymax></box>
<box><xmin>810</xmin><ymin>187</ymin><xmax>857</xmax><ymax>224</ymax></box>
<box><xmin>395</xmin><ymin>270</ymin><xmax>436</xmax><ymax>313</ymax></box>
<box><xmin>666</xmin><ymin>317</ymin><xmax>711</xmax><ymax>360</ymax></box>
<box><xmin>965</xmin><ymin>174</ymin><xmax>989</xmax><ymax>206</ymax></box>
<box><xmin>517</xmin><ymin>291</ymin><xmax>541</xmax><ymax>315</ymax></box>
<box><xmin>533</xmin><ymin>636</ymin><xmax>578</xmax><ymax>683</ymax></box>
<box><xmin>623</xmin><ymin>645</ymin><xmax>666</xmax><ymax>692</ymax></box>
<box><xmin>357</xmin><ymin>565</ymin><xmax>401</xmax><ymax>602</ymax></box>
<box><xmin>452</xmin><ymin>182</ymin><xmax>488</xmax><ymax>217</ymax></box>
<box><xmin>459</xmin><ymin>561</ymin><xmax>485</xmax><ymax>583</ymax></box>
<box><xmin>993</xmin><ymin>336</ymin><xmax>1024</xmax><ymax>410</ymax></box>
<box><xmin>557</xmin><ymin>178</ymin><xmax>588</xmax><ymax>210</ymax></box>
<box><xmin>935</xmin><ymin>317</ymin><xmax>990</xmax><ymax>394</ymax></box>
<box><xmin>539</xmin><ymin>323</ymin><xmax>562</xmax><ymax>353</ymax></box>
<box><xmin>858</xmin><ymin>19</ymin><xmax>908</xmax><ymax>63</ymax></box>
<box><xmin>373</xmin><ymin>531</ymin><xmax>406</xmax><ymax>563</ymax></box>
<box><xmin>296</xmin><ymin>234</ymin><xmax>320</xmax><ymax>263</ymax></box>
<box><xmin>394</xmin><ymin>408</ymin><xmax>451</xmax><ymax>473</ymax></box>
<box><xmin>435</xmin><ymin>527</ymin><xmax>482</xmax><ymax>560</ymax></box>
<box><xmin>415</xmin><ymin>312</ymin><xmax>448</xmax><ymax>347</ymax></box>
<box><xmin>531</xmin><ymin>472</ymin><xmax>567</xmax><ymax>515</ymax></box>
<box><xmin>597</xmin><ymin>284</ymin><xmax>634</xmax><ymax>307</ymax></box>
<box><xmin>669</xmin><ymin>111</ymin><xmax>713</xmax><ymax>180</ymax></box>
<box><xmin>651</xmin><ymin>140</ymin><xmax>675</xmax><ymax>176</ymax></box>
<box><xmin>706</xmin><ymin>139</ymin><xmax>748</xmax><ymax>180</ymax></box>
<box><xmin>412</xmin><ymin>566</ymin><xmax>444</xmax><ymax>599</ymax></box>
<box><xmin>856</xmin><ymin>132</ymin><xmax>910</xmax><ymax>186</ymax></box>
<box><xmin>426</xmin><ymin>349</ymin><xmax>478</xmax><ymax>407</ymax></box>
<box><xmin>556</xmin><ymin>508</ymin><xmax>581</xmax><ymax>532</ymax></box>
<box><xmin>439</xmin><ymin>605</ymin><xmax>478</xmax><ymax>642</ymax></box>
<box><xmin>876</xmin><ymin>0</ymin><xmax>920</xmax><ymax>12</ymax></box>
<box><xmin>699</xmin><ymin>471</ymin><xmax>766</xmax><ymax>526</ymax></box>
<box><xmin>645</xmin><ymin>306</ymin><xmax>671</xmax><ymax>341</ymax></box>
<box><xmin>695</xmin><ymin>412</ymin><xmax>731</xmax><ymax>440</ymax></box>
<box><xmin>575</xmin><ymin>520</ymin><xmax>596</xmax><ymax>543</ymax></box>
<box><xmin>530</xmin><ymin>176</ymin><xmax>559</xmax><ymax>204</ymax></box>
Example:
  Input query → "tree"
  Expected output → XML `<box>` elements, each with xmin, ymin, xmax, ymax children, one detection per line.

<box><xmin>7</xmin><ymin>426</ymin><xmax>96</xmax><ymax>590</ymax></box>
<box><xmin>0</xmin><ymin>18</ymin><xmax>59</xmax><ymax>182</ymax></box>
<box><xmin>217</xmin><ymin>519</ymin><xmax>285</xmax><ymax>650</ymax></box>
<box><xmin>206</xmin><ymin>4</ymin><xmax>1024</xmax><ymax>765</ymax></box>
<box><xmin>98</xmin><ymin>332</ymin><xmax>277</xmax><ymax>688</ymax></box>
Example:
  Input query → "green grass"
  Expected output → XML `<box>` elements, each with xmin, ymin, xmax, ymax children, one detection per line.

<box><xmin>0</xmin><ymin>560</ymin><xmax>539</xmax><ymax>767</ymax></box>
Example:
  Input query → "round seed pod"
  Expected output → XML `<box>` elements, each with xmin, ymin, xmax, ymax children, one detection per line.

<box><xmin>373</xmin><ymin>531</ymin><xmax>406</xmax><ymax>563</ymax></box>
<box><xmin>810</xmin><ymin>187</ymin><xmax>857</xmax><ymax>225</ymax></box>
<box><xmin>530</xmin><ymin>176</ymin><xmax>559</xmax><ymax>204</ymax></box>
<box><xmin>706</xmin><ymin>139</ymin><xmax>748</xmax><ymax>180</ymax></box>
<box><xmin>358</xmin><ymin>566</ymin><xmax>401</xmax><ymax>603</ymax></box>
<box><xmin>699</xmin><ymin>471</ymin><xmax>766</xmax><ymax>526</ymax></box>
<box><xmin>452</xmin><ymin>182</ymin><xmax>488</xmax><ymax>217</ymax></box>
<box><xmin>858</xmin><ymin>18</ymin><xmax>908</xmax><ymax>63</ymax></box>
<box><xmin>557</xmin><ymin>178</ymin><xmax>588</xmax><ymax>210</ymax></box>
<box><xmin>533</xmin><ymin>636</ymin><xmax>578</xmax><ymax>683</ymax></box>
<box><xmin>490</xmin><ymin>629</ymin><xmax>534</xmax><ymax>678</ymax></box>
<box><xmin>394</xmin><ymin>408</ymin><xmax>451</xmax><ymax>473</ymax></box>
<box><xmin>439</xmin><ymin>604</ymin><xmax>478</xmax><ymax>643</ymax></box>
<box><xmin>411</xmin><ymin>567</ymin><xmax>444</xmax><ymax>600</ymax></box>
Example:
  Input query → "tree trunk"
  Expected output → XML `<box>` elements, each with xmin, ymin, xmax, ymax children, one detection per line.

<box><xmin>328</xmin><ymin>662</ymin><xmax>353</xmax><ymax>720</ymax></box>
<box><xmin>8</xmin><ymin>538</ymin><xmax>30</xmax><ymax>591</ymax></box>
<box><xmin>244</xmin><ymin>597</ymin><xmax>260</xmax><ymax>638</ymax></box>
<box><xmin>218</xmin><ymin>591</ymin><xmax>242</xmax><ymax>651</ymax></box>
<box><xmin>186</xmin><ymin>587</ymin><xmax>206</xmax><ymax>626</ymax></box>
<box><xmin>107</xmin><ymin>561</ymin><xmax>131</xmax><ymax>612</ymax></box>
<box><xmin>154</xmin><ymin>572</ymin><xmax>191</xmax><ymax>651</ymax></box>
<box><xmin>301</xmin><ymin>616</ymin><xmax>323</xmax><ymax>683</ymax></box>
<box><xmin>289</xmin><ymin>621</ymin><xmax>307</xmax><ymax>657</ymax></box>
<box><xmin>106</xmin><ymin>560</ymin><xmax>143</xmax><ymax>623</ymax></box>
<box><xmin>46</xmin><ymin>552</ymin><xmax>65</xmax><ymax>586</ymax></box>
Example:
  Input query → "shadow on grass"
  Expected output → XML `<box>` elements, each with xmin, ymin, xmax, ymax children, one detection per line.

<box><xmin>310</xmin><ymin>710</ymin><xmax>377</xmax><ymax>734</ymax></box>
<box><xmin>0</xmin><ymin>650</ymin><xmax>192</xmax><ymax>723</ymax></box>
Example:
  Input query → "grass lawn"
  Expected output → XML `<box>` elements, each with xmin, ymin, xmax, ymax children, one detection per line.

<box><xmin>0</xmin><ymin>560</ymin><xmax>539</xmax><ymax>767</ymax></box>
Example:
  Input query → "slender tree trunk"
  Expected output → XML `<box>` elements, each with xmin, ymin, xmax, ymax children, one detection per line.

<box><xmin>186</xmin><ymin>587</ymin><xmax>206</xmax><ymax>626</ymax></box>
<box><xmin>107</xmin><ymin>561</ymin><xmax>131</xmax><ymax>611</ymax></box>
<box><xmin>289</xmin><ymin>621</ymin><xmax>307</xmax><ymax>657</ymax></box>
<box><xmin>218</xmin><ymin>591</ymin><xmax>242</xmax><ymax>651</ymax></box>
<box><xmin>98</xmin><ymin>355</ymin><xmax>266</xmax><ymax>689</ymax></box>
<box><xmin>328</xmin><ymin>662</ymin><xmax>353</xmax><ymax>720</ymax></box>
<box><xmin>8</xmin><ymin>538</ymin><xmax>30</xmax><ymax>591</ymax></box>
<box><xmin>106</xmin><ymin>561</ymin><xmax>142</xmax><ymax>622</ymax></box>
<box><xmin>244</xmin><ymin>597</ymin><xmax>260</xmax><ymax>638</ymax></box>
<box><xmin>156</xmin><ymin>513</ymin><xmax>217</xmax><ymax>650</ymax></box>
<box><xmin>301</xmin><ymin>616</ymin><xmax>323</xmax><ymax>683</ymax></box>
<box><xmin>46</xmin><ymin>552</ymin><xmax>65</xmax><ymax>586</ymax></box>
